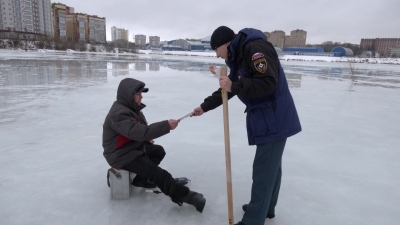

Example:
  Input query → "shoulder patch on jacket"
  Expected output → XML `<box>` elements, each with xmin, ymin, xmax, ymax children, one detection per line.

<box><xmin>253</xmin><ymin>58</ymin><xmax>267</xmax><ymax>73</ymax></box>
<box><xmin>252</xmin><ymin>52</ymin><xmax>264</xmax><ymax>60</ymax></box>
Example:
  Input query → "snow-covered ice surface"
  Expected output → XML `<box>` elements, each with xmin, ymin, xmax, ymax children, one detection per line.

<box><xmin>0</xmin><ymin>49</ymin><xmax>399</xmax><ymax>225</ymax></box>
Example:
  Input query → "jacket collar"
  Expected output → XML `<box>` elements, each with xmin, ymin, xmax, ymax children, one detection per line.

<box><xmin>227</xmin><ymin>28</ymin><xmax>268</xmax><ymax>63</ymax></box>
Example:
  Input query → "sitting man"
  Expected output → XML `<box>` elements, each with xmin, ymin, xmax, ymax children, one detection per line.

<box><xmin>102</xmin><ymin>78</ymin><xmax>206</xmax><ymax>213</ymax></box>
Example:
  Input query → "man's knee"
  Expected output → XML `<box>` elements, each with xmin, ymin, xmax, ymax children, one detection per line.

<box><xmin>149</xmin><ymin>145</ymin><xmax>166</xmax><ymax>164</ymax></box>
<box><xmin>155</xmin><ymin>145</ymin><xmax>166</xmax><ymax>158</ymax></box>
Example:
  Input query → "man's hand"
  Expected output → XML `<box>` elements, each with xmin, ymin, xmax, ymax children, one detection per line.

<box><xmin>192</xmin><ymin>106</ymin><xmax>204</xmax><ymax>117</ymax></box>
<box><xmin>149</xmin><ymin>139</ymin><xmax>154</xmax><ymax>144</ymax></box>
<box><xmin>209</xmin><ymin>65</ymin><xmax>217</xmax><ymax>75</ymax></box>
<box><xmin>219</xmin><ymin>76</ymin><xmax>232</xmax><ymax>92</ymax></box>
<box><xmin>168</xmin><ymin>119</ymin><xmax>180</xmax><ymax>130</ymax></box>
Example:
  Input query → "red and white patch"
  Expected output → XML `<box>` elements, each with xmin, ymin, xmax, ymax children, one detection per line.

<box><xmin>252</xmin><ymin>52</ymin><xmax>264</xmax><ymax>60</ymax></box>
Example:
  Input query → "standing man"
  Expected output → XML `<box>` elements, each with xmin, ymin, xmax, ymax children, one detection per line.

<box><xmin>192</xmin><ymin>26</ymin><xmax>301</xmax><ymax>225</ymax></box>
<box><xmin>103</xmin><ymin>78</ymin><xmax>206</xmax><ymax>213</ymax></box>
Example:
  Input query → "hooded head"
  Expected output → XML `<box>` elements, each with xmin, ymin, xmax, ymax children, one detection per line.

<box><xmin>116</xmin><ymin>78</ymin><xmax>148</xmax><ymax>110</ymax></box>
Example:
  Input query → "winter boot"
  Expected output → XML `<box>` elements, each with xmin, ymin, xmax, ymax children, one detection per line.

<box><xmin>172</xmin><ymin>185</ymin><xmax>206</xmax><ymax>213</ymax></box>
<box><xmin>131</xmin><ymin>175</ymin><xmax>157</xmax><ymax>188</ymax></box>
<box><xmin>242</xmin><ymin>204</ymin><xmax>275</xmax><ymax>219</ymax></box>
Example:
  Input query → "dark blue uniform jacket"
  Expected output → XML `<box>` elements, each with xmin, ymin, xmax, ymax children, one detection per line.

<box><xmin>202</xmin><ymin>28</ymin><xmax>301</xmax><ymax>145</ymax></box>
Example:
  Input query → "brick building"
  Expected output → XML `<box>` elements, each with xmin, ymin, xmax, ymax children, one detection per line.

<box><xmin>360</xmin><ymin>38</ymin><xmax>400</xmax><ymax>57</ymax></box>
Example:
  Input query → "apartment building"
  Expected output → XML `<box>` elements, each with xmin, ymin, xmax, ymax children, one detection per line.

<box><xmin>0</xmin><ymin>0</ymin><xmax>15</xmax><ymax>30</ymax></box>
<box><xmin>52</xmin><ymin>3</ymin><xmax>106</xmax><ymax>43</ymax></box>
<box><xmin>149</xmin><ymin>36</ymin><xmax>160</xmax><ymax>46</ymax></box>
<box><xmin>87</xmin><ymin>14</ymin><xmax>106</xmax><ymax>43</ymax></box>
<box><xmin>52</xmin><ymin>3</ymin><xmax>74</xmax><ymax>41</ymax></box>
<box><xmin>284</xmin><ymin>35</ymin><xmax>292</xmax><ymax>49</ymax></box>
<box><xmin>111</xmin><ymin>26</ymin><xmax>129</xmax><ymax>41</ymax></box>
<box><xmin>290</xmin><ymin>29</ymin><xmax>307</xmax><ymax>47</ymax></box>
<box><xmin>135</xmin><ymin>34</ymin><xmax>146</xmax><ymax>49</ymax></box>
<box><xmin>270</xmin><ymin>30</ymin><xmax>285</xmax><ymax>49</ymax></box>
<box><xmin>360</xmin><ymin>38</ymin><xmax>400</xmax><ymax>57</ymax></box>
<box><xmin>267</xmin><ymin>29</ymin><xmax>307</xmax><ymax>49</ymax></box>
<box><xmin>0</xmin><ymin>0</ymin><xmax>53</xmax><ymax>37</ymax></box>
<box><xmin>66</xmin><ymin>13</ymin><xmax>86</xmax><ymax>42</ymax></box>
<box><xmin>37</xmin><ymin>0</ymin><xmax>53</xmax><ymax>36</ymax></box>
<box><xmin>120</xmin><ymin>29</ymin><xmax>128</xmax><ymax>41</ymax></box>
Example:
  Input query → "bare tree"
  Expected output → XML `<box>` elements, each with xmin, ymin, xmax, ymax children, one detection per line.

<box><xmin>345</xmin><ymin>57</ymin><xmax>357</xmax><ymax>92</ymax></box>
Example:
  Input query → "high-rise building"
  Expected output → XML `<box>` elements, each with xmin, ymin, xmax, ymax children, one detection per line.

<box><xmin>66</xmin><ymin>13</ymin><xmax>87</xmax><ymax>42</ymax></box>
<box><xmin>290</xmin><ymin>29</ymin><xmax>307</xmax><ymax>47</ymax></box>
<box><xmin>52</xmin><ymin>3</ymin><xmax>106</xmax><ymax>43</ymax></box>
<box><xmin>149</xmin><ymin>36</ymin><xmax>160</xmax><ymax>46</ymax></box>
<box><xmin>0</xmin><ymin>0</ymin><xmax>53</xmax><ymax>37</ymax></box>
<box><xmin>0</xmin><ymin>0</ymin><xmax>15</xmax><ymax>30</ymax></box>
<box><xmin>111</xmin><ymin>26</ymin><xmax>129</xmax><ymax>41</ymax></box>
<box><xmin>87</xmin><ymin>14</ymin><xmax>106</xmax><ymax>43</ymax></box>
<box><xmin>264</xmin><ymin>29</ymin><xmax>307</xmax><ymax>49</ymax></box>
<box><xmin>52</xmin><ymin>3</ymin><xmax>74</xmax><ymax>41</ymax></box>
<box><xmin>270</xmin><ymin>30</ymin><xmax>285</xmax><ymax>49</ymax></box>
<box><xmin>284</xmin><ymin>35</ymin><xmax>292</xmax><ymax>48</ymax></box>
<box><xmin>135</xmin><ymin>34</ymin><xmax>146</xmax><ymax>49</ymax></box>
<box><xmin>37</xmin><ymin>0</ymin><xmax>53</xmax><ymax>36</ymax></box>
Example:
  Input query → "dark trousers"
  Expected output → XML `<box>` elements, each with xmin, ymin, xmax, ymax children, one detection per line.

<box><xmin>121</xmin><ymin>144</ymin><xmax>179</xmax><ymax>198</ymax></box>
<box><xmin>242</xmin><ymin>138</ymin><xmax>287</xmax><ymax>225</ymax></box>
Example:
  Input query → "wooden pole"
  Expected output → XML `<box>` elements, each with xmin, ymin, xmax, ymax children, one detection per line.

<box><xmin>220</xmin><ymin>66</ymin><xmax>234</xmax><ymax>225</ymax></box>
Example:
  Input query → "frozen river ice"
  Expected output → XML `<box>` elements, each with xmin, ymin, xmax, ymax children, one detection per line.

<box><xmin>0</xmin><ymin>50</ymin><xmax>399</xmax><ymax>225</ymax></box>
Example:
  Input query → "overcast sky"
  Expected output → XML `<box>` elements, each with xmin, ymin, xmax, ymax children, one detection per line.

<box><xmin>62</xmin><ymin>0</ymin><xmax>400</xmax><ymax>44</ymax></box>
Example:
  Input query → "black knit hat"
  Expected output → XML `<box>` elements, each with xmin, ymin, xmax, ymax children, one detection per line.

<box><xmin>210</xmin><ymin>26</ymin><xmax>235</xmax><ymax>50</ymax></box>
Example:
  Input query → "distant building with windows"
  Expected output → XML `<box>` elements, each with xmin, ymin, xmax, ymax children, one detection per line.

<box><xmin>52</xmin><ymin>3</ymin><xmax>74</xmax><ymax>41</ymax></box>
<box><xmin>86</xmin><ymin>15</ymin><xmax>106</xmax><ymax>43</ymax></box>
<box><xmin>52</xmin><ymin>3</ymin><xmax>106</xmax><ymax>43</ymax></box>
<box><xmin>290</xmin><ymin>29</ymin><xmax>307</xmax><ymax>47</ymax></box>
<box><xmin>360</xmin><ymin>38</ymin><xmax>400</xmax><ymax>57</ymax></box>
<box><xmin>268</xmin><ymin>29</ymin><xmax>307</xmax><ymax>49</ymax></box>
<box><xmin>149</xmin><ymin>36</ymin><xmax>160</xmax><ymax>46</ymax></box>
<box><xmin>135</xmin><ymin>34</ymin><xmax>146</xmax><ymax>49</ymax></box>
<box><xmin>270</xmin><ymin>30</ymin><xmax>285</xmax><ymax>49</ymax></box>
<box><xmin>0</xmin><ymin>0</ymin><xmax>53</xmax><ymax>39</ymax></box>
<box><xmin>284</xmin><ymin>35</ymin><xmax>292</xmax><ymax>48</ymax></box>
<box><xmin>111</xmin><ymin>26</ymin><xmax>129</xmax><ymax>41</ymax></box>
<box><xmin>66</xmin><ymin>13</ymin><xmax>87</xmax><ymax>42</ymax></box>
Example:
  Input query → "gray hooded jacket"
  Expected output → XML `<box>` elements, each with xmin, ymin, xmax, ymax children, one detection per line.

<box><xmin>102</xmin><ymin>78</ymin><xmax>170</xmax><ymax>168</ymax></box>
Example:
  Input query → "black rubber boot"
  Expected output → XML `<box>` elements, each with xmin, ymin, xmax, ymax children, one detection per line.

<box><xmin>242</xmin><ymin>204</ymin><xmax>275</xmax><ymax>219</ymax></box>
<box><xmin>173</xmin><ymin>186</ymin><xmax>206</xmax><ymax>213</ymax></box>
